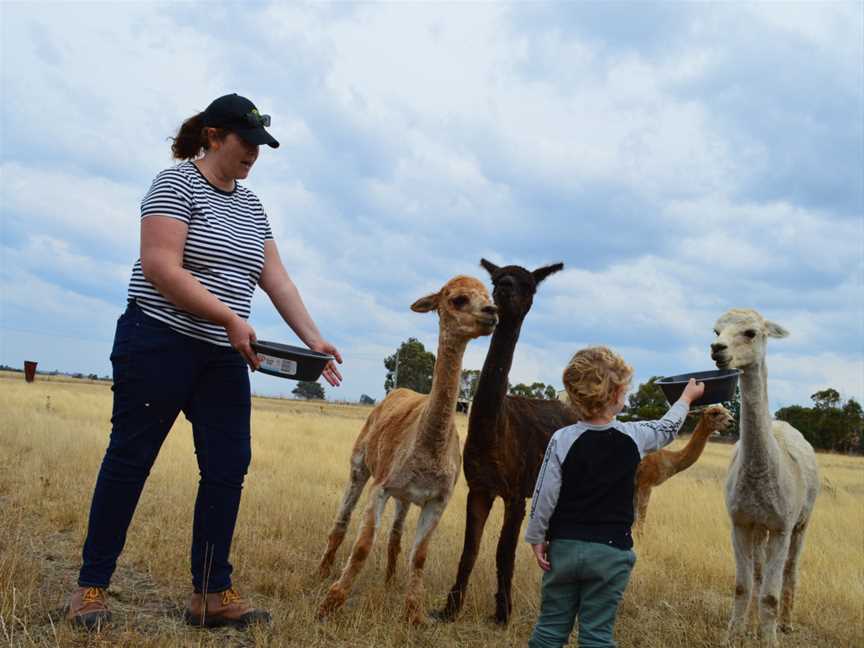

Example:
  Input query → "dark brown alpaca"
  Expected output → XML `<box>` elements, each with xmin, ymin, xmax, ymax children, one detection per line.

<box><xmin>435</xmin><ymin>259</ymin><xmax>577</xmax><ymax>624</ymax></box>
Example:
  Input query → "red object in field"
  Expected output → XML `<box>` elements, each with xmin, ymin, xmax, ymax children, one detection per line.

<box><xmin>24</xmin><ymin>361</ymin><xmax>37</xmax><ymax>383</ymax></box>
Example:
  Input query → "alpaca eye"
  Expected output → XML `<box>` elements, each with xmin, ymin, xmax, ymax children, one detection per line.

<box><xmin>451</xmin><ymin>296</ymin><xmax>469</xmax><ymax>309</ymax></box>
<box><xmin>713</xmin><ymin>329</ymin><xmax>720</xmax><ymax>336</ymax></box>
<box><xmin>744</xmin><ymin>330</ymin><xmax>757</xmax><ymax>339</ymax></box>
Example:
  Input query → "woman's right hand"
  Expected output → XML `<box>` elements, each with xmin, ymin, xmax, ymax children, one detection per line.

<box><xmin>226</xmin><ymin>314</ymin><xmax>260</xmax><ymax>370</ymax></box>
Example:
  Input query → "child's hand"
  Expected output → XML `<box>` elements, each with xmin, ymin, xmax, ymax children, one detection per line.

<box><xmin>532</xmin><ymin>542</ymin><xmax>551</xmax><ymax>571</ymax></box>
<box><xmin>680</xmin><ymin>378</ymin><xmax>705</xmax><ymax>405</ymax></box>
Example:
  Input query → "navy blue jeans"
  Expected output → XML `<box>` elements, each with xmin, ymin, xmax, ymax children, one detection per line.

<box><xmin>78</xmin><ymin>301</ymin><xmax>251</xmax><ymax>593</ymax></box>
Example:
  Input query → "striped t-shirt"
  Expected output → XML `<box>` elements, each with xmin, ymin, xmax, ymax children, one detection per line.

<box><xmin>127</xmin><ymin>161</ymin><xmax>273</xmax><ymax>346</ymax></box>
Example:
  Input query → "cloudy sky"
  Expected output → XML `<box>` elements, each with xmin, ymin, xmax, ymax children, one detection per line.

<box><xmin>2</xmin><ymin>2</ymin><xmax>862</xmax><ymax>411</ymax></box>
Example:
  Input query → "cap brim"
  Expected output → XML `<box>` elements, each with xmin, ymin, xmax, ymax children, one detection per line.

<box><xmin>235</xmin><ymin>126</ymin><xmax>279</xmax><ymax>149</ymax></box>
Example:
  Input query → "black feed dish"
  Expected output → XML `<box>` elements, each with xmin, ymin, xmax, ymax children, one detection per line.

<box><xmin>656</xmin><ymin>369</ymin><xmax>741</xmax><ymax>407</ymax></box>
<box><xmin>251</xmin><ymin>341</ymin><xmax>333</xmax><ymax>382</ymax></box>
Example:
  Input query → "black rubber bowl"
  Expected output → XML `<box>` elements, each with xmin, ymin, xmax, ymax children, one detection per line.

<box><xmin>252</xmin><ymin>341</ymin><xmax>333</xmax><ymax>382</ymax></box>
<box><xmin>657</xmin><ymin>369</ymin><xmax>741</xmax><ymax>407</ymax></box>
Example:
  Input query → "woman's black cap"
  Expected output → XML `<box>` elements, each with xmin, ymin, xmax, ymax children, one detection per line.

<box><xmin>201</xmin><ymin>93</ymin><xmax>279</xmax><ymax>148</ymax></box>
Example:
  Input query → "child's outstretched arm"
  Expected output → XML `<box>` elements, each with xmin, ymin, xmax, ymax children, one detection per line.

<box><xmin>628</xmin><ymin>378</ymin><xmax>705</xmax><ymax>455</ymax></box>
<box><xmin>525</xmin><ymin>434</ymin><xmax>563</xmax><ymax>570</ymax></box>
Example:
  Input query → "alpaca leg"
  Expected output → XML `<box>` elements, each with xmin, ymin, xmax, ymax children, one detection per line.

<box><xmin>317</xmin><ymin>486</ymin><xmax>387</xmax><ymax>619</ymax></box>
<box><xmin>633</xmin><ymin>485</ymin><xmax>652</xmax><ymax>535</ymax></box>
<box><xmin>493</xmin><ymin>498</ymin><xmax>526</xmax><ymax>625</ymax></box>
<box><xmin>386</xmin><ymin>499</ymin><xmax>410</xmax><ymax>583</ymax></box>
<box><xmin>749</xmin><ymin>528</ymin><xmax>767</xmax><ymax>630</ymax></box>
<box><xmin>317</xmin><ymin>452</ymin><xmax>371</xmax><ymax>578</ymax></box>
<box><xmin>435</xmin><ymin>489</ymin><xmax>495</xmax><ymax>621</ymax></box>
<box><xmin>757</xmin><ymin>530</ymin><xmax>792</xmax><ymax>648</ymax></box>
<box><xmin>404</xmin><ymin>499</ymin><xmax>445</xmax><ymax>626</ymax></box>
<box><xmin>779</xmin><ymin>522</ymin><xmax>808</xmax><ymax>633</ymax></box>
<box><xmin>727</xmin><ymin>524</ymin><xmax>756</xmax><ymax>647</ymax></box>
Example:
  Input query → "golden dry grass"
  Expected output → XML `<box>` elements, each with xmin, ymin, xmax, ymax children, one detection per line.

<box><xmin>1</xmin><ymin>371</ymin><xmax>862</xmax><ymax>647</ymax></box>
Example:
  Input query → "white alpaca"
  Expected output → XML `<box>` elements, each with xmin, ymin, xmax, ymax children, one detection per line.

<box><xmin>711</xmin><ymin>309</ymin><xmax>820</xmax><ymax>647</ymax></box>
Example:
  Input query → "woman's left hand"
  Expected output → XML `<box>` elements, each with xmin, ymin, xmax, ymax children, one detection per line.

<box><xmin>310</xmin><ymin>340</ymin><xmax>343</xmax><ymax>386</ymax></box>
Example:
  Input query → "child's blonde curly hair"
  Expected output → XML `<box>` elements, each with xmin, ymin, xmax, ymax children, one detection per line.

<box><xmin>562</xmin><ymin>346</ymin><xmax>634</xmax><ymax>420</ymax></box>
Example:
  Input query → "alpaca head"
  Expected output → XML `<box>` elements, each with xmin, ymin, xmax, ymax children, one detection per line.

<box><xmin>700</xmin><ymin>404</ymin><xmax>734</xmax><ymax>434</ymax></box>
<box><xmin>411</xmin><ymin>275</ymin><xmax>498</xmax><ymax>340</ymax></box>
<box><xmin>710</xmin><ymin>308</ymin><xmax>789</xmax><ymax>370</ymax></box>
<box><xmin>479</xmin><ymin>258</ymin><xmax>563</xmax><ymax>322</ymax></box>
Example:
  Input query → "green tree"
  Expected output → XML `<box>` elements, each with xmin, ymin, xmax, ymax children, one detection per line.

<box><xmin>622</xmin><ymin>376</ymin><xmax>667</xmax><ymax>421</ymax></box>
<box><xmin>776</xmin><ymin>389</ymin><xmax>864</xmax><ymax>452</ymax></box>
<box><xmin>812</xmin><ymin>388</ymin><xmax>841</xmax><ymax>410</ymax></box>
<box><xmin>359</xmin><ymin>394</ymin><xmax>376</xmax><ymax>406</ymax></box>
<box><xmin>509</xmin><ymin>382</ymin><xmax>558</xmax><ymax>399</ymax></box>
<box><xmin>841</xmin><ymin>399</ymin><xmax>864</xmax><ymax>453</ymax></box>
<box><xmin>727</xmin><ymin>387</ymin><xmax>742</xmax><ymax>436</ymax></box>
<box><xmin>460</xmin><ymin>369</ymin><xmax>481</xmax><ymax>401</ymax></box>
<box><xmin>384</xmin><ymin>338</ymin><xmax>436</xmax><ymax>394</ymax></box>
<box><xmin>292</xmin><ymin>380</ymin><xmax>325</xmax><ymax>400</ymax></box>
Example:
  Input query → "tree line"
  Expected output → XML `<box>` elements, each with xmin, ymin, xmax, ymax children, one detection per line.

<box><xmin>293</xmin><ymin>339</ymin><xmax>864</xmax><ymax>454</ymax></box>
<box><xmin>384</xmin><ymin>338</ymin><xmax>560</xmax><ymax>402</ymax></box>
<box><xmin>620</xmin><ymin>377</ymin><xmax>862</xmax><ymax>454</ymax></box>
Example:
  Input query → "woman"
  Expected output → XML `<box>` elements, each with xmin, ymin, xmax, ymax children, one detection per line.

<box><xmin>66</xmin><ymin>93</ymin><xmax>342</xmax><ymax>630</ymax></box>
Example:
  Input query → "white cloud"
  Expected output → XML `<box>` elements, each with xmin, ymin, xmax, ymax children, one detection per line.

<box><xmin>2</xmin><ymin>162</ymin><xmax>142</xmax><ymax>260</ymax></box>
<box><xmin>0</xmin><ymin>267</ymin><xmax>118</xmax><ymax>336</ymax></box>
<box><xmin>1</xmin><ymin>1</ymin><xmax>861</xmax><ymax>406</ymax></box>
<box><xmin>769</xmin><ymin>352</ymin><xmax>864</xmax><ymax>409</ymax></box>
<box><xmin>1</xmin><ymin>236</ymin><xmax>129</xmax><ymax>293</ymax></box>
<box><xmin>547</xmin><ymin>256</ymin><xmax>701</xmax><ymax>337</ymax></box>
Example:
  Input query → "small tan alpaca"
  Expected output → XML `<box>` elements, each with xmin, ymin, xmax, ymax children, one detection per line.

<box><xmin>317</xmin><ymin>275</ymin><xmax>497</xmax><ymax>625</ymax></box>
<box><xmin>634</xmin><ymin>404</ymin><xmax>734</xmax><ymax>532</ymax></box>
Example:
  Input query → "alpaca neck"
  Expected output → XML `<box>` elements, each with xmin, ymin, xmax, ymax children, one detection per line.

<box><xmin>669</xmin><ymin>419</ymin><xmax>714</xmax><ymax>474</ymax></box>
<box><xmin>468</xmin><ymin>317</ymin><xmax>523</xmax><ymax>438</ymax></box>
<box><xmin>416</xmin><ymin>329</ymin><xmax>468</xmax><ymax>454</ymax></box>
<box><xmin>738</xmin><ymin>358</ymin><xmax>779</xmax><ymax>470</ymax></box>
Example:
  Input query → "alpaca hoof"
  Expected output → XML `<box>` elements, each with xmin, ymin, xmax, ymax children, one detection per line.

<box><xmin>488</xmin><ymin>612</ymin><xmax>510</xmax><ymax>627</ymax></box>
<box><xmin>406</xmin><ymin>612</ymin><xmax>429</xmax><ymax>627</ymax></box>
<box><xmin>429</xmin><ymin>608</ymin><xmax>457</xmax><ymax>623</ymax></box>
<box><xmin>404</xmin><ymin>599</ymin><xmax>429</xmax><ymax>626</ymax></box>
<box><xmin>317</xmin><ymin>588</ymin><xmax>347</xmax><ymax>620</ymax></box>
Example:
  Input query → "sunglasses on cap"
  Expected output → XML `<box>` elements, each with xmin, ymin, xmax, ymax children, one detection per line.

<box><xmin>242</xmin><ymin>109</ymin><xmax>271</xmax><ymax>128</ymax></box>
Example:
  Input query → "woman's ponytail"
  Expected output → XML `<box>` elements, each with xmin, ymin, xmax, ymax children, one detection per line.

<box><xmin>170</xmin><ymin>112</ymin><xmax>208</xmax><ymax>160</ymax></box>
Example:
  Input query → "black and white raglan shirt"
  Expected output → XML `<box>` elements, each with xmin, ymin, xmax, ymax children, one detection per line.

<box><xmin>525</xmin><ymin>400</ymin><xmax>690</xmax><ymax>550</ymax></box>
<box><xmin>127</xmin><ymin>161</ymin><xmax>273</xmax><ymax>346</ymax></box>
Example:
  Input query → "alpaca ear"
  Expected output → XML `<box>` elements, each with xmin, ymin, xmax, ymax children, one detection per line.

<box><xmin>480</xmin><ymin>258</ymin><xmax>500</xmax><ymax>277</ymax></box>
<box><xmin>411</xmin><ymin>292</ymin><xmax>440</xmax><ymax>313</ymax></box>
<box><xmin>533</xmin><ymin>262</ymin><xmax>564</xmax><ymax>284</ymax></box>
<box><xmin>764</xmin><ymin>320</ymin><xmax>789</xmax><ymax>339</ymax></box>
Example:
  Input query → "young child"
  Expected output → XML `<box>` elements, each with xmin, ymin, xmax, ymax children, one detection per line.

<box><xmin>525</xmin><ymin>346</ymin><xmax>704</xmax><ymax>648</ymax></box>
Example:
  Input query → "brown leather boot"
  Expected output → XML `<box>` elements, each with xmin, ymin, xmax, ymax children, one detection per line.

<box><xmin>66</xmin><ymin>586</ymin><xmax>111</xmax><ymax>630</ymax></box>
<box><xmin>184</xmin><ymin>587</ymin><xmax>271</xmax><ymax>629</ymax></box>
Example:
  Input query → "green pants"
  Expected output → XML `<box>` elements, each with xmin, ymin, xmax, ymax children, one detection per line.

<box><xmin>528</xmin><ymin>539</ymin><xmax>636</xmax><ymax>648</ymax></box>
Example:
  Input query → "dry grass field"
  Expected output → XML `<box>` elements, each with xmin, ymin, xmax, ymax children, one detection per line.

<box><xmin>1</xmin><ymin>370</ymin><xmax>862</xmax><ymax>647</ymax></box>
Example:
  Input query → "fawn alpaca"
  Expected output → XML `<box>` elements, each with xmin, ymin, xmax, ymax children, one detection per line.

<box><xmin>633</xmin><ymin>404</ymin><xmax>733</xmax><ymax>532</ymax></box>
<box><xmin>317</xmin><ymin>275</ymin><xmax>497</xmax><ymax>625</ymax></box>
